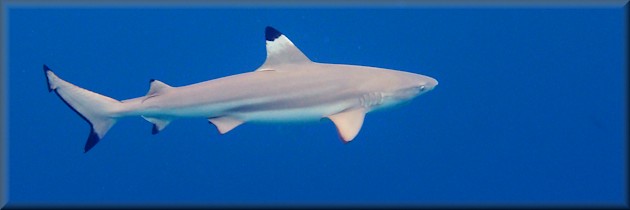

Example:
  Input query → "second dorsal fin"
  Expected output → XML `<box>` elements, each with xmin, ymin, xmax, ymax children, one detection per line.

<box><xmin>256</xmin><ymin>26</ymin><xmax>311</xmax><ymax>71</ymax></box>
<box><xmin>146</xmin><ymin>79</ymin><xmax>173</xmax><ymax>96</ymax></box>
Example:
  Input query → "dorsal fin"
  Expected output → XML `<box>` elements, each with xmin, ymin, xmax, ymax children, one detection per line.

<box><xmin>146</xmin><ymin>79</ymin><xmax>173</xmax><ymax>96</ymax></box>
<box><xmin>256</xmin><ymin>26</ymin><xmax>311</xmax><ymax>71</ymax></box>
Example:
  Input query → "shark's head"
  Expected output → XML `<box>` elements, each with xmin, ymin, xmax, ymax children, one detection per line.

<box><xmin>358</xmin><ymin>67</ymin><xmax>438</xmax><ymax>111</ymax></box>
<box><xmin>259</xmin><ymin>26</ymin><xmax>437</xmax><ymax>112</ymax></box>
<box><xmin>389</xmin><ymin>70</ymin><xmax>438</xmax><ymax>100</ymax></box>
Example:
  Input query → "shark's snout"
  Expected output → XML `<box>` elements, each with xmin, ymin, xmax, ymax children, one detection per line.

<box><xmin>414</xmin><ymin>75</ymin><xmax>438</xmax><ymax>93</ymax></box>
<box><xmin>425</xmin><ymin>77</ymin><xmax>438</xmax><ymax>90</ymax></box>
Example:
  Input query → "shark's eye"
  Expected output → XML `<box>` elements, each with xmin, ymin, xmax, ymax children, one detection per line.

<box><xmin>419</xmin><ymin>85</ymin><xmax>426</xmax><ymax>91</ymax></box>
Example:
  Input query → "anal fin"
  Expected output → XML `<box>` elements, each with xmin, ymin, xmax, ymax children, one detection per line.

<box><xmin>208</xmin><ymin>116</ymin><xmax>244</xmax><ymax>134</ymax></box>
<box><xmin>142</xmin><ymin>116</ymin><xmax>172</xmax><ymax>134</ymax></box>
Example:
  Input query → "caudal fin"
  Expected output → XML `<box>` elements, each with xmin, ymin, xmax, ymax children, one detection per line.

<box><xmin>44</xmin><ymin>65</ymin><xmax>122</xmax><ymax>153</ymax></box>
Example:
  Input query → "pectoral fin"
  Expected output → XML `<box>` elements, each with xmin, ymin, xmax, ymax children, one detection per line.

<box><xmin>327</xmin><ymin>108</ymin><xmax>366</xmax><ymax>143</ymax></box>
<box><xmin>208</xmin><ymin>116</ymin><xmax>244</xmax><ymax>134</ymax></box>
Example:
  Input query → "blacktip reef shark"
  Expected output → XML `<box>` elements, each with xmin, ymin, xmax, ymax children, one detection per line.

<box><xmin>44</xmin><ymin>26</ymin><xmax>438</xmax><ymax>153</ymax></box>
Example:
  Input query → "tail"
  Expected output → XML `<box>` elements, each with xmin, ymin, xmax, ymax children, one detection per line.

<box><xmin>44</xmin><ymin>65</ymin><xmax>123</xmax><ymax>153</ymax></box>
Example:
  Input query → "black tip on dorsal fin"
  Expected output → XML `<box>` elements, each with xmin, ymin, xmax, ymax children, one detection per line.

<box><xmin>43</xmin><ymin>64</ymin><xmax>53</xmax><ymax>92</ymax></box>
<box><xmin>265</xmin><ymin>26</ymin><xmax>282</xmax><ymax>41</ymax></box>
<box><xmin>149</xmin><ymin>78</ymin><xmax>156</xmax><ymax>83</ymax></box>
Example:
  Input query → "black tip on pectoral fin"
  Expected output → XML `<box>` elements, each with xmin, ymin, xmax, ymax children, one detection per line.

<box><xmin>43</xmin><ymin>64</ymin><xmax>53</xmax><ymax>92</ymax></box>
<box><xmin>84</xmin><ymin>129</ymin><xmax>101</xmax><ymax>153</ymax></box>
<box><xmin>265</xmin><ymin>26</ymin><xmax>282</xmax><ymax>41</ymax></box>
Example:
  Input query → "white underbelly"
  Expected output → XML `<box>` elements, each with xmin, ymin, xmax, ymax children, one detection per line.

<box><xmin>135</xmin><ymin>98</ymin><xmax>357</xmax><ymax>123</ymax></box>
<box><xmin>233</xmin><ymin>101</ymin><xmax>354</xmax><ymax>122</ymax></box>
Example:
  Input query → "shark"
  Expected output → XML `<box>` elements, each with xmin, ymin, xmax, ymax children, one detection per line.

<box><xmin>44</xmin><ymin>26</ymin><xmax>438</xmax><ymax>153</ymax></box>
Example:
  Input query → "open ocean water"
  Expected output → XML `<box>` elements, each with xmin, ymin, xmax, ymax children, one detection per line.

<box><xmin>3</xmin><ymin>2</ymin><xmax>627</xmax><ymax>208</ymax></box>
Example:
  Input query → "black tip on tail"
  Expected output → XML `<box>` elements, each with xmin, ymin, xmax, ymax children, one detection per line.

<box><xmin>265</xmin><ymin>26</ymin><xmax>282</xmax><ymax>41</ymax></box>
<box><xmin>43</xmin><ymin>64</ymin><xmax>53</xmax><ymax>92</ymax></box>
<box><xmin>152</xmin><ymin>124</ymin><xmax>159</xmax><ymax>135</ymax></box>
<box><xmin>84</xmin><ymin>129</ymin><xmax>100</xmax><ymax>153</ymax></box>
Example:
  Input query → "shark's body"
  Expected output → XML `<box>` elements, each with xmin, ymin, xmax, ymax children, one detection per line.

<box><xmin>45</xmin><ymin>27</ymin><xmax>438</xmax><ymax>152</ymax></box>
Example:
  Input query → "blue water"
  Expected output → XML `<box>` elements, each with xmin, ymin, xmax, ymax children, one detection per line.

<box><xmin>6</xmin><ymin>5</ymin><xmax>627</xmax><ymax>207</ymax></box>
